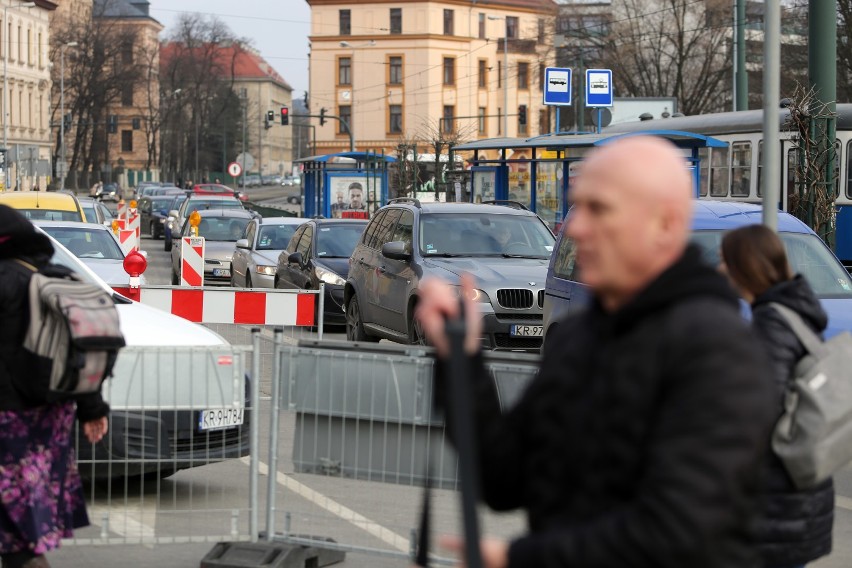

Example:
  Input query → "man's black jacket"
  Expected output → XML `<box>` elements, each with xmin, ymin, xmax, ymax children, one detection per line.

<box><xmin>437</xmin><ymin>246</ymin><xmax>775</xmax><ymax>568</ymax></box>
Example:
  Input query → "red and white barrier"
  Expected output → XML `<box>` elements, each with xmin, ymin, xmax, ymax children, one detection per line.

<box><xmin>117</xmin><ymin>200</ymin><xmax>127</xmax><ymax>219</ymax></box>
<box><xmin>128</xmin><ymin>212</ymin><xmax>141</xmax><ymax>250</ymax></box>
<box><xmin>180</xmin><ymin>236</ymin><xmax>205</xmax><ymax>287</ymax></box>
<box><xmin>118</xmin><ymin>229</ymin><xmax>138</xmax><ymax>255</ymax></box>
<box><xmin>110</xmin><ymin>286</ymin><xmax>317</xmax><ymax>326</ymax></box>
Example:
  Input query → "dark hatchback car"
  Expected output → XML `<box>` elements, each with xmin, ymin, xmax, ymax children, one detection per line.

<box><xmin>139</xmin><ymin>195</ymin><xmax>184</xmax><ymax>239</ymax></box>
<box><xmin>275</xmin><ymin>218</ymin><xmax>368</xmax><ymax>326</ymax></box>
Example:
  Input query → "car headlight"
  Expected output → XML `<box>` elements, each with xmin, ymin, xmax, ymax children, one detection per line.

<box><xmin>255</xmin><ymin>265</ymin><xmax>276</xmax><ymax>276</ymax></box>
<box><xmin>451</xmin><ymin>286</ymin><xmax>491</xmax><ymax>303</ymax></box>
<box><xmin>315</xmin><ymin>266</ymin><xmax>346</xmax><ymax>286</ymax></box>
<box><xmin>159</xmin><ymin>218</ymin><xmax>166</xmax><ymax>224</ymax></box>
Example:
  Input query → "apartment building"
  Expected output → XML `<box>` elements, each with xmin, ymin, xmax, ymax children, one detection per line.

<box><xmin>308</xmin><ymin>0</ymin><xmax>557</xmax><ymax>156</ymax></box>
<box><xmin>0</xmin><ymin>0</ymin><xmax>56</xmax><ymax>191</ymax></box>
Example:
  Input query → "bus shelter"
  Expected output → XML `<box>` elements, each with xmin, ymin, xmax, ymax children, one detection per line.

<box><xmin>297</xmin><ymin>151</ymin><xmax>396</xmax><ymax>219</ymax></box>
<box><xmin>454</xmin><ymin>130</ymin><xmax>727</xmax><ymax>229</ymax></box>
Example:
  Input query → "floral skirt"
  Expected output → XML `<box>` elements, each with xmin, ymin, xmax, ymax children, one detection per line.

<box><xmin>0</xmin><ymin>402</ymin><xmax>89</xmax><ymax>555</ymax></box>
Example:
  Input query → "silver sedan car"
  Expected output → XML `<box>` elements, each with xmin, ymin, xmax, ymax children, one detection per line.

<box><xmin>231</xmin><ymin>216</ymin><xmax>304</xmax><ymax>288</ymax></box>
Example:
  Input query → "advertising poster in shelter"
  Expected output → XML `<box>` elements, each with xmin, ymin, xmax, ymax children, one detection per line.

<box><xmin>328</xmin><ymin>175</ymin><xmax>382</xmax><ymax>218</ymax></box>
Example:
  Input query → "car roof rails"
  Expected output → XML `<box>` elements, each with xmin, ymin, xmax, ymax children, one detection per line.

<box><xmin>481</xmin><ymin>200</ymin><xmax>530</xmax><ymax>211</ymax></box>
<box><xmin>387</xmin><ymin>197</ymin><xmax>422</xmax><ymax>208</ymax></box>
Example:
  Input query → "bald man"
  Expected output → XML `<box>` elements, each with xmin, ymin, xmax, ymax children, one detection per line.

<box><xmin>417</xmin><ymin>136</ymin><xmax>774</xmax><ymax>568</ymax></box>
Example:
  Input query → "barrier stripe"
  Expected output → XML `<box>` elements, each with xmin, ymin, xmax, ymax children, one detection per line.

<box><xmin>181</xmin><ymin>259</ymin><xmax>202</xmax><ymax>287</ymax></box>
<box><xmin>111</xmin><ymin>286</ymin><xmax>317</xmax><ymax>326</ymax></box>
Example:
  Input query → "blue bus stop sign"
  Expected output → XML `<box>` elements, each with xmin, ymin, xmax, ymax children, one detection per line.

<box><xmin>585</xmin><ymin>69</ymin><xmax>613</xmax><ymax>107</ymax></box>
<box><xmin>543</xmin><ymin>67</ymin><xmax>572</xmax><ymax>106</ymax></box>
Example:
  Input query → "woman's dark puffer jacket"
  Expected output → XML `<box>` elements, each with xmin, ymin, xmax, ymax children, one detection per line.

<box><xmin>751</xmin><ymin>275</ymin><xmax>834</xmax><ymax>568</ymax></box>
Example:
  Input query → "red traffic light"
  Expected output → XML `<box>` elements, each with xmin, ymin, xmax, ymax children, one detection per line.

<box><xmin>280</xmin><ymin>106</ymin><xmax>290</xmax><ymax>125</ymax></box>
<box><xmin>123</xmin><ymin>250</ymin><xmax>148</xmax><ymax>278</ymax></box>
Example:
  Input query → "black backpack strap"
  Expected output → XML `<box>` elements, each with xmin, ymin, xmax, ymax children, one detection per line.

<box><xmin>768</xmin><ymin>302</ymin><xmax>826</xmax><ymax>356</ymax></box>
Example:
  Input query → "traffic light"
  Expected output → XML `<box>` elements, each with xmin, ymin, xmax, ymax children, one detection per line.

<box><xmin>266</xmin><ymin>110</ymin><xmax>275</xmax><ymax>128</ymax></box>
<box><xmin>108</xmin><ymin>115</ymin><xmax>118</xmax><ymax>134</ymax></box>
<box><xmin>319</xmin><ymin>107</ymin><xmax>327</xmax><ymax>126</ymax></box>
<box><xmin>518</xmin><ymin>105</ymin><xmax>527</xmax><ymax>125</ymax></box>
<box><xmin>280</xmin><ymin>106</ymin><xmax>289</xmax><ymax>125</ymax></box>
<box><xmin>63</xmin><ymin>113</ymin><xmax>72</xmax><ymax>130</ymax></box>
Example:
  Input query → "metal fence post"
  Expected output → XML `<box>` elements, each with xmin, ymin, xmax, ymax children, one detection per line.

<box><xmin>265</xmin><ymin>327</ymin><xmax>284</xmax><ymax>541</ymax></box>
<box><xmin>249</xmin><ymin>328</ymin><xmax>261</xmax><ymax>543</ymax></box>
<box><xmin>318</xmin><ymin>284</ymin><xmax>325</xmax><ymax>340</ymax></box>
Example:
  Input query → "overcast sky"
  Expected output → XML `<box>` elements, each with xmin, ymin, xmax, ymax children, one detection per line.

<box><xmin>149</xmin><ymin>1</ymin><xmax>312</xmax><ymax>96</ymax></box>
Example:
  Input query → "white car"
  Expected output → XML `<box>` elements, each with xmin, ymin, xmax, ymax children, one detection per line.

<box><xmin>43</xmin><ymin>231</ymin><xmax>250</xmax><ymax>479</ymax></box>
<box><xmin>35</xmin><ymin>221</ymin><xmax>148</xmax><ymax>288</ymax></box>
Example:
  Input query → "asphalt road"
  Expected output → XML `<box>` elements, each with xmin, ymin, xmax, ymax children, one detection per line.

<box><xmin>50</xmin><ymin>217</ymin><xmax>852</xmax><ymax>567</ymax></box>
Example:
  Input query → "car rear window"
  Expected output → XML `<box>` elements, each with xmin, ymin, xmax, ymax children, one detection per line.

<box><xmin>18</xmin><ymin>209</ymin><xmax>82</xmax><ymax>222</ymax></box>
<box><xmin>196</xmin><ymin>217</ymin><xmax>251</xmax><ymax>242</ymax></box>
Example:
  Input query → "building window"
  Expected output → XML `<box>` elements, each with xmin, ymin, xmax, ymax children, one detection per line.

<box><xmin>38</xmin><ymin>95</ymin><xmax>42</xmax><ymax>130</ymax></box>
<box><xmin>339</xmin><ymin>9</ymin><xmax>351</xmax><ymax>35</ymax></box>
<box><xmin>506</xmin><ymin>16</ymin><xmax>518</xmax><ymax>39</ymax></box>
<box><xmin>17</xmin><ymin>24</ymin><xmax>21</xmax><ymax>61</ymax></box>
<box><xmin>538</xmin><ymin>63</ymin><xmax>545</xmax><ymax>91</ymax></box>
<box><xmin>478</xmin><ymin>59</ymin><xmax>487</xmax><ymax>88</ymax></box>
<box><xmin>442</xmin><ymin>105</ymin><xmax>454</xmax><ymax>133</ymax></box>
<box><xmin>478</xmin><ymin>107</ymin><xmax>486</xmax><ymax>134</ymax></box>
<box><xmin>390</xmin><ymin>8</ymin><xmax>402</xmax><ymax>34</ymax></box>
<box><xmin>518</xmin><ymin>62</ymin><xmax>529</xmax><ymax>90</ymax></box>
<box><xmin>338</xmin><ymin>57</ymin><xmax>351</xmax><ymax>85</ymax></box>
<box><xmin>497</xmin><ymin>107</ymin><xmax>502</xmax><ymax>135</ymax></box>
<box><xmin>37</xmin><ymin>31</ymin><xmax>42</xmax><ymax>68</ymax></box>
<box><xmin>443</xmin><ymin>9</ymin><xmax>454</xmax><ymax>35</ymax></box>
<box><xmin>539</xmin><ymin>108</ymin><xmax>549</xmax><ymax>135</ymax></box>
<box><xmin>497</xmin><ymin>61</ymin><xmax>502</xmax><ymax>88</ymax></box>
<box><xmin>339</xmin><ymin>105</ymin><xmax>351</xmax><ymax>134</ymax></box>
<box><xmin>6</xmin><ymin>23</ymin><xmax>11</xmax><ymax>61</ymax></box>
<box><xmin>27</xmin><ymin>92</ymin><xmax>31</xmax><ymax>127</ymax></box>
<box><xmin>478</xmin><ymin>13</ymin><xmax>486</xmax><ymax>39</ymax></box>
<box><xmin>389</xmin><ymin>104</ymin><xmax>402</xmax><ymax>133</ymax></box>
<box><xmin>121</xmin><ymin>83</ymin><xmax>133</xmax><ymax>106</ymax></box>
<box><xmin>518</xmin><ymin>104</ymin><xmax>528</xmax><ymax>135</ymax></box>
<box><xmin>443</xmin><ymin>57</ymin><xmax>455</xmax><ymax>85</ymax></box>
<box><xmin>121</xmin><ymin>130</ymin><xmax>133</xmax><ymax>153</ymax></box>
<box><xmin>121</xmin><ymin>39</ymin><xmax>133</xmax><ymax>65</ymax></box>
<box><xmin>389</xmin><ymin>56</ymin><xmax>402</xmax><ymax>84</ymax></box>
<box><xmin>26</xmin><ymin>28</ymin><xmax>30</xmax><ymax>65</ymax></box>
<box><xmin>538</xmin><ymin>19</ymin><xmax>546</xmax><ymax>43</ymax></box>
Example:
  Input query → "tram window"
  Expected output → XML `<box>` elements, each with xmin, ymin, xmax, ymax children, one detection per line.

<box><xmin>788</xmin><ymin>147</ymin><xmax>801</xmax><ymax>208</ymax></box>
<box><xmin>757</xmin><ymin>141</ymin><xmax>763</xmax><ymax>196</ymax></box>
<box><xmin>709</xmin><ymin>147</ymin><xmax>729</xmax><ymax>197</ymax></box>
<box><xmin>730</xmin><ymin>142</ymin><xmax>751</xmax><ymax>197</ymax></box>
<box><xmin>698</xmin><ymin>147</ymin><xmax>709</xmax><ymax>197</ymax></box>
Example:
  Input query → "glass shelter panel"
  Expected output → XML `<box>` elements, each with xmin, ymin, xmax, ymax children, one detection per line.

<box><xmin>536</xmin><ymin>161</ymin><xmax>563</xmax><ymax>229</ymax></box>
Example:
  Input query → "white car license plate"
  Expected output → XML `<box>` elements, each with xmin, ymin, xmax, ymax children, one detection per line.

<box><xmin>510</xmin><ymin>325</ymin><xmax>543</xmax><ymax>337</ymax></box>
<box><xmin>198</xmin><ymin>408</ymin><xmax>244</xmax><ymax>431</ymax></box>
<box><xmin>212</xmin><ymin>268</ymin><xmax>231</xmax><ymax>277</ymax></box>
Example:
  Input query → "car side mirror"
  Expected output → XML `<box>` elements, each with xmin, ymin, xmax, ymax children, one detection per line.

<box><xmin>288</xmin><ymin>251</ymin><xmax>304</xmax><ymax>266</ymax></box>
<box><xmin>236</xmin><ymin>239</ymin><xmax>249</xmax><ymax>249</ymax></box>
<box><xmin>382</xmin><ymin>241</ymin><xmax>411</xmax><ymax>261</ymax></box>
<box><xmin>168</xmin><ymin>209</ymin><xmax>179</xmax><ymax>218</ymax></box>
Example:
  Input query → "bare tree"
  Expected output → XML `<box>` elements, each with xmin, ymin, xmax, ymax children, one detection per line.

<box><xmin>415</xmin><ymin>118</ymin><xmax>476</xmax><ymax>199</ymax></box>
<box><xmin>574</xmin><ymin>0</ymin><xmax>731</xmax><ymax>115</ymax></box>
<box><xmin>159</xmin><ymin>14</ymin><xmax>247</xmax><ymax>183</ymax></box>
<box><xmin>50</xmin><ymin>3</ymin><xmax>146</xmax><ymax>187</ymax></box>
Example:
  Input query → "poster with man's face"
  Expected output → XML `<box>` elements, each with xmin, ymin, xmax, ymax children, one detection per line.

<box><xmin>328</xmin><ymin>175</ymin><xmax>381</xmax><ymax>218</ymax></box>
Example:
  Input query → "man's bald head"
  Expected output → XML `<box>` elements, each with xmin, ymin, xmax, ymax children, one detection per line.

<box><xmin>565</xmin><ymin>136</ymin><xmax>694</xmax><ymax>311</ymax></box>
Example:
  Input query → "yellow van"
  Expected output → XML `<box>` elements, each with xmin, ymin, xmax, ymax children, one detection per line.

<box><xmin>0</xmin><ymin>191</ymin><xmax>86</xmax><ymax>222</ymax></box>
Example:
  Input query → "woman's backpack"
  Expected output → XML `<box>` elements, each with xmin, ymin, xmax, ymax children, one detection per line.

<box><xmin>770</xmin><ymin>302</ymin><xmax>852</xmax><ymax>489</ymax></box>
<box><xmin>16</xmin><ymin>260</ymin><xmax>125</xmax><ymax>400</ymax></box>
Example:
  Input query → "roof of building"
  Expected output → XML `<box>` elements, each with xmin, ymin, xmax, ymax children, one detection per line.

<box><xmin>160</xmin><ymin>42</ymin><xmax>293</xmax><ymax>91</ymax></box>
<box><xmin>93</xmin><ymin>0</ymin><xmax>160</xmax><ymax>22</ymax></box>
<box><xmin>477</xmin><ymin>0</ymin><xmax>558</xmax><ymax>11</ymax></box>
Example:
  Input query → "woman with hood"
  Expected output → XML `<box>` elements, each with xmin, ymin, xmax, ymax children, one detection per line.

<box><xmin>0</xmin><ymin>205</ymin><xmax>109</xmax><ymax>568</ymax></box>
<box><xmin>720</xmin><ymin>224</ymin><xmax>834</xmax><ymax>568</ymax></box>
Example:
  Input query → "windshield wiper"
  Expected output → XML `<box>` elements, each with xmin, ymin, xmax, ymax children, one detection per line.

<box><xmin>501</xmin><ymin>253</ymin><xmax>549</xmax><ymax>259</ymax></box>
<box><xmin>427</xmin><ymin>252</ymin><xmax>468</xmax><ymax>257</ymax></box>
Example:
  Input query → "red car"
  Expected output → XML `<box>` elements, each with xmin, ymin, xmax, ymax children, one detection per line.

<box><xmin>192</xmin><ymin>183</ymin><xmax>248</xmax><ymax>202</ymax></box>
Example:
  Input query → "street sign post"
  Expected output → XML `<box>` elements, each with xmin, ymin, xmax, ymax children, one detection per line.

<box><xmin>585</xmin><ymin>69</ymin><xmax>613</xmax><ymax>134</ymax></box>
<box><xmin>227</xmin><ymin>161</ymin><xmax>243</xmax><ymax>178</ymax></box>
<box><xmin>543</xmin><ymin>67</ymin><xmax>572</xmax><ymax>135</ymax></box>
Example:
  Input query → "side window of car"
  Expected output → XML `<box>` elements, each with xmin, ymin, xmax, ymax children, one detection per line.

<box><xmin>391</xmin><ymin>210</ymin><xmax>414</xmax><ymax>251</ymax></box>
<box><xmin>297</xmin><ymin>226</ymin><xmax>313</xmax><ymax>257</ymax></box>
<box><xmin>362</xmin><ymin>211</ymin><xmax>385</xmax><ymax>249</ymax></box>
<box><xmin>375</xmin><ymin>209</ymin><xmax>402</xmax><ymax>249</ymax></box>
<box><xmin>552</xmin><ymin>233</ymin><xmax>579</xmax><ymax>281</ymax></box>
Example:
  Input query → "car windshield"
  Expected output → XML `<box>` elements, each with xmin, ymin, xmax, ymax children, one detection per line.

<box><xmin>151</xmin><ymin>198</ymin><xmax>174</xmax><ymax>211</ymax></box>
<box><xmin>196</xmin><ymin>217</ymin><xmax>251</xmax><ymax>242</ymax></box>
<box><xmin>257</xmin><ymin>224</ymin><xmax>297</xmax><ymax>250</ymax></box>
<box><xmin>17</xmin><ymin>208</ymin><xmax>81</xmax><ymax>222</ymax></box>
<box><xmin>40</xmin><ymin>226</ymin><xmax>124</xmax><ymax>260</ymax></box>
<box><xmin>317</xmin><ymin>223</ymin><xmax>367</xmax><ymax>258</ymax></box>
<box><xmin>691</xmin><ymin>230</ymin><xmax>852</xmax><ymax>298</ymax></box>
<box><xmin>79</xmin><ymin>203</ymin><xmax>97</xmax><ymax>222</ymax></box>
<box><xmin>419</xmin><ymin>213</ymin><xmax>555</xmax><ymax>257</ymax></box>
<box><xmin>185</xmin><ymin>199</ymin><xmax>241</xmax><ymax>215</ymax></box>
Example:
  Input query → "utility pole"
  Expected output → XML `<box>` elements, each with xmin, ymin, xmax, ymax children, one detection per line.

<box><xmin>241</xmin><ymin>91</ymin><xmax>247</xmax><ymax>189</ymax></box>
<box><xmin>733</xmin><ymin>0</ymin><xmax>747</xmax><ymax>111</ymax></box>
<box><xmin>761</xmin><ymin>0</ymin><xmax>780</xmax><ymax>230</ymax></box>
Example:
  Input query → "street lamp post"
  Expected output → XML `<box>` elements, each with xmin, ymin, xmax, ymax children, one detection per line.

<box><xmin>339</xmin><ymin>40</ymin><xmax>374</xmax><ymax>151</ymax></box>
<box><xmin>487</xmin><ymin>16</ymin><xmax>509</xmax><ymax>137</ymax></box>
<box><xmin>3</xmin><ymin>1</ymin><xmax>36</xmax><ymax>191</ymax></box>
<box><xmin>59</xmin><ymin>41</ymin><xmax>78</xmax><ymax>191</ymax></box>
